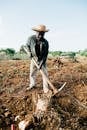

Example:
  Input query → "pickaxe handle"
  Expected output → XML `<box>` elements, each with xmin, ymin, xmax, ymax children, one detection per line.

<box><xmin>32</xmin><ymin>58</ymin><xmax>58</xmax><ymax>95</ymax></box>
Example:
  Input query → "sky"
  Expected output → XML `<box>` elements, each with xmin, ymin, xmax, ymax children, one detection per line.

<box><xmin>0</xmin><ymin>0</ymin><xmax>87</xmax><ymax>52</ymax></box>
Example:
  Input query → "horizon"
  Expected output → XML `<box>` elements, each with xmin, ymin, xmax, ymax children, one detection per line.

<box><xmin>0</xmin><ymin>46</ymin><xmax>86</xmax><ymax>53</ymax></box>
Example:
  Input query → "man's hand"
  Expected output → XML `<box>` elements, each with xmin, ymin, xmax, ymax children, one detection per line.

<box><xmin>23</xmin><ymin>46</ymin><xmax>33</xmax><ymax>59</ymax></box>
<box><xmin>38</xmin><ymin>60</ymin><xmax>43</xmax><ymax>70</ymax></box>
<box><xmin>29</xmin><ymin>52</ymin><xmax>33</xmax><ymax>59</ymax></box>
<box><xmin>30</xmin><ymin>53</ymin><xmax>33</xmax><ymax>58</ymax></box>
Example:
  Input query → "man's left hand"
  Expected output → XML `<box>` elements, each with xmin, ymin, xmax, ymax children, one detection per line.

<box><xmin>38</xmin><ymin>60</ymin><xmax>43</xmax><ymax>70</ymax></box>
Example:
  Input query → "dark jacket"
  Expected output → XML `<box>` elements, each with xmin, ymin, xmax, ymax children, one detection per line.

<box><xmin>26</xmin><ymin>35</ymin><xmax>49</xmax><ymax>64</ymax></box>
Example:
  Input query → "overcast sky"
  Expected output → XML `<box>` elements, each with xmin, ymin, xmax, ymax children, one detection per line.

<box><xmin>0</xmin><ymin>0</ymin><xmax>87</xmax><ymax>51</ymax></box>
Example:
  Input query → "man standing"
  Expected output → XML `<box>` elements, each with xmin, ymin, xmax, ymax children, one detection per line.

<box><xmin>26</xmin><ymin>25</ymin><xmax>49</xmax><ymax>93</ymax></box>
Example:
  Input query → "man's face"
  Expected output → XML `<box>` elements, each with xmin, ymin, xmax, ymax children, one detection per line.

<box><xmin>36</xmin><ymin>31</ymin><xmax>45</xmax><ymax>41</ymax></box>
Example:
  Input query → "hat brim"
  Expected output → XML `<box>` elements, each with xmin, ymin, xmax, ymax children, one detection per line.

<box><xmin>32</xmin><ymin>28</ymin><xmax>49</xmax><ymax>32</ymax></box>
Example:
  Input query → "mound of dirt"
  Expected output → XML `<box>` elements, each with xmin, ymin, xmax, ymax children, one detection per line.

<box><xmin>0</xmin><ymin>59</ymin><xmax>87</xmax><ymax>130</ymax></box>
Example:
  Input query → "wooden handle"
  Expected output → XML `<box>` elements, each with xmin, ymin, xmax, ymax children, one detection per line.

<box><xmin>23</xmin><ymin>46</ymin><xmax>66</xmax><ymax>95</ymax></box>
<box><xmin>32</xmin><ymin>58</ymin><xmax>58</xmax><ymax>94</ymax></box>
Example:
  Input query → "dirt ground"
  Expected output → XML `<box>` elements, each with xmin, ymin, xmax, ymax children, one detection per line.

<box><xmin>0</xmin><ymin>58</ymin><xmax>87</xmax><ymax>130</ymax></box>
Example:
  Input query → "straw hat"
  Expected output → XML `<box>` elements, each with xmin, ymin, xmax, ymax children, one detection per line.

<box><xmin>32</xmin><ymin>25</ymin><xmax>49</xmax><ymax>32</ymax></box>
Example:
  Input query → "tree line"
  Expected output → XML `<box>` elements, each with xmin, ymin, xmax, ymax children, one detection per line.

<box><xmin>0</xmin><ymin>46</ymin><xmax>87</xmax><ymax>60</ymax></box>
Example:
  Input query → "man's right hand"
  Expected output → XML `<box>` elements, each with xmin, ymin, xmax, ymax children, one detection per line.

<box><xmin>37</xmin><ymin>60</ymin><xmax>43</xmax><ymax>70</ymax></box>
<box><xmin>29</xmin><ymin>52</ymin><xmax>33</xmax><ymax>59</ymax></box>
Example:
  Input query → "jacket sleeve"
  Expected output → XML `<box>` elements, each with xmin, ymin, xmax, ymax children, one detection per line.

<box><xmin>26</xmin><ymin>37</ymin><xmax>31</xmax><ymax>52</ymax></box>
<box><xmin>26</xmin><ymin>37</ymin><xmax>32</xmax><ymax>58</ymax></box>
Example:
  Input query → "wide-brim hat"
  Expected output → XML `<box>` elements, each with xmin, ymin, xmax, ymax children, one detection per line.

<box><xmin>32</xmin><ymin>25</ymin><xmax>49</xmax><ymax>32</ymax></box>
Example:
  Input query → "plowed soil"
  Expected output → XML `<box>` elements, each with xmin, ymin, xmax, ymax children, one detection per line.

<box><xmin>0</xmin><ymin>58</ymin><xmax>87</xmax><ymax>130</ymax></box>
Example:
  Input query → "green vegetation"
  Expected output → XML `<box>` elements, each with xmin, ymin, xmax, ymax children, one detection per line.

<box><xmin>0</xmin><ymin>48</ymin><xmax>16</xmax><ymax>60</ymax></box>
<box><xmin>79</xmin><ymin>49</ymin><xmax>87</xmax><ymax>57</ymax></box>
<box><xmin>0</xmin><ymin>48</ymin><xmax>16</xmax><ymax>56</ymax></box>
<box><xmin>49</xmin><ymin>51</ymin><xmax>62</xmax><ymax>56</ymax></box>
<box><xmin>0</xmin><ymin>48</ymin><xmax>87</xmax><ymax>60</ymax></box>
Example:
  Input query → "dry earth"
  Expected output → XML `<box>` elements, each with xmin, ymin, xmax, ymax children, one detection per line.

<box><xmin>0</xmin><ymin>58</ymin><xmax>87</xmax><ymax>130</ymax></box>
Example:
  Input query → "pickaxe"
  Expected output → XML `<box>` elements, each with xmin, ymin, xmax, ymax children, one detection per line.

<box><xmin>23</xmin><ymin>46</ymin><xmax>66</xmax><ymax>95</ymax></box>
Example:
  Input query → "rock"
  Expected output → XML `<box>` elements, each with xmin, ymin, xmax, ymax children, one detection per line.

<box><xmin>4</xmin><ymin>111</ymin><xmax>11</xmax><ymax>118</ymax></box>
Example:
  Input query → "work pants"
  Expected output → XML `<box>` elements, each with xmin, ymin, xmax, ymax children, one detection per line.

<box><xmin>30</xmin><ymin>59</ymin><xmax>49</xmax><ymax>93</ymax></box>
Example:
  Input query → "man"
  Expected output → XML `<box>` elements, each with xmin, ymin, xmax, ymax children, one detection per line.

<box><xmin>26</xmin><ymin>25</ymin><xmax>49</xmax><ymax>93</ymax></box>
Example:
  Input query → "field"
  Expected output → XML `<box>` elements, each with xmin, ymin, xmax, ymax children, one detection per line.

<box><xmin>0</xmin><ymin>57</ymin><xmax>87</xmax><ymax>130</ymax></box>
